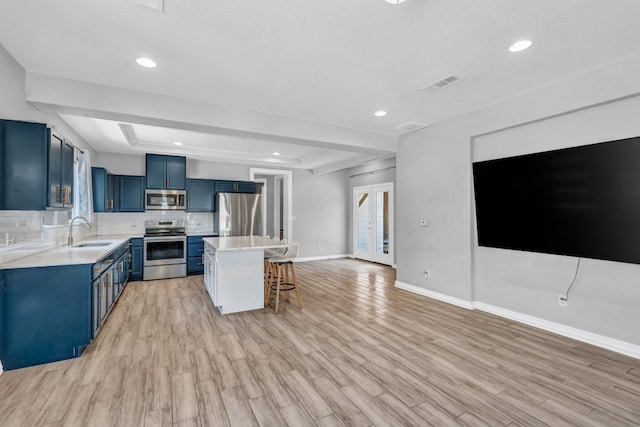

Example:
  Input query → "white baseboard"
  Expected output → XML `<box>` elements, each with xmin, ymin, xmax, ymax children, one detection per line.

<box><xmin>395</xmin><ymin>280</ymin><xmax>475</xmax><ymax>310</ymax></box>
<box><xmin>394</xmin><ymin>280</ymin><xmax>640</xmax><ymax>360</ymax></box>
<box><xmin>296</xmin><ymin>254</ymin><xmax>350</xmax><ymax>262</ymax></box>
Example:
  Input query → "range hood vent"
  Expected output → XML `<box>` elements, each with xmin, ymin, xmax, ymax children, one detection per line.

<box><xmin>421</xmin><ymin>75</ymin><xmax>462</xmax><ymax>93</ymax></box>
<box><xmin>393</xmin><ymin>121</ymin><xmax>429</xmax><ymax>134</ymax></box>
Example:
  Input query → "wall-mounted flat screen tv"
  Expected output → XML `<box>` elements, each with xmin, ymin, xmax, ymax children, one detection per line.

<box><xmin>472</xmin><ymin>136</ymin><xmax>640</xmax><ymax>265</ymax></box>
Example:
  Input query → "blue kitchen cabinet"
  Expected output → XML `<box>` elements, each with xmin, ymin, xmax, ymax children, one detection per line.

<box><xmin>146</xmin><ymin>153</ymin><xmax>186</xmax><ymax>190</ymax></box>
<box><xmin>215</xmin><ymin>179</ymin><xmax>256</xmax><ymax>194</ymax></box>
<box><xmin>130</xmin><ymin>238</ymin><xmax>143</xmax><ymax>281</ymax></box>
<box><xmin>0</xmin><ymin>264</ymin><xmax>92</xmax><ymax>370</ymax></box>
<box><xmin>117</xmin><ymin>175</ymin><xmax>145</xmax><ymax>212</ymax></box>
<box><xmin>92</xmin><ymin>169</ymin><xmax>144</xmax><ymax>212</ymax></box>
<box><xmin>187</xmin><ymin>234</ymin><xmax>216</xmax><ymax>275</ymax></box>
<box><xmin>187</xmin><ymin>179</ymin><xmax>216</xmax><ymax>212</ymax></box>
<box><xmin>91</xmin><ymin>242</ymin><xmax>131</xmax><ymax>338</ymax></box>
<box><xmin>92</xmin><ymin>167</ymin><xmax>115</xmax><ymax>212</ymax></box>
<box><xmin>0</xmin><ymin>119</ymin><xmax>48</xmax><ymax>210</ymax></box>
<box><xmin>47</xmin><ymin>132</ymin><xmax>74</xmax><ymax>209</ymax></box>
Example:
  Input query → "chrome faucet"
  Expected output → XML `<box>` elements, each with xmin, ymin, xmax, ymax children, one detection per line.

<box><xmin>68</xmin><ymin>216</ymin><xmax>92</xmax><ymax>246</ymax></box>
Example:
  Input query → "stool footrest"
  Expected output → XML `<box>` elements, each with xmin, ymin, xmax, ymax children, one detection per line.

<box><xmin>271</xmin><ymin>283</ymin><xmax>296</xmax><ymax>292</ymax></box>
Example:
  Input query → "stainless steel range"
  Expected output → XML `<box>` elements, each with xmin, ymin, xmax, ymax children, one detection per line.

<box><xmin>143</xmin><ymin>219</ymin><xmax>187</xmax><ymax>280</ymax></box>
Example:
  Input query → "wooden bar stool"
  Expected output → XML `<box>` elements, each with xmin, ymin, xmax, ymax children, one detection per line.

<box><xmin>264</xmin><ymin>238</ymin><xmax>287</xmax><ymax>304</ymax></box>
<box><xmin>265</xmin><ymin>241</ymin><xmax>301</xmax><ymax>313</ymax></box>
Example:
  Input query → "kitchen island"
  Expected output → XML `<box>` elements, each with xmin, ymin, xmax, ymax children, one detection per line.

<box><xmin>202</xmin><ymin>236</ymin><xmax>288</xmax><ymax>314</ymax></box>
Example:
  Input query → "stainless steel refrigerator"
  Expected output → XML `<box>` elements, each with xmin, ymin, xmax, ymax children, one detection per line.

<box><xmin>217</xmin><ymin>192</ymin><xmax>263</xmax><ymax>236</ymax></box>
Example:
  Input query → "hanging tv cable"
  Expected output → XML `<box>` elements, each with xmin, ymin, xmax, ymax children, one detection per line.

<box><xmin>564</xmin><ymin>258</ymin><xmax>582</xmax><ymax>301</ymax></box>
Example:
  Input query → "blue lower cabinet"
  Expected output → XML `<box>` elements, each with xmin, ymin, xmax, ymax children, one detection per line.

<box><xmin>187</xmin><ymin>256</ymin><xmax>204</xmax><ymax>273</ymax></box>
<box><xmin>187</xmin><ymin>235</ymin><xmax>216</xmax><ymax>275</ymax></box>
<box><xmin>0</xmin><ymin>264</ymin><xmax>92</xmax><ymax>370</ymax></box>
<box><xmin>130</xmin><ymin>238</ymin><xmax>143</xmax><ymax>280</ymax></box>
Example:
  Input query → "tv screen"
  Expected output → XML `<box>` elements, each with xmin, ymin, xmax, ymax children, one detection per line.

<box><xmin>472</xmin><ymin>136</ymin><xmax>640</xmax><ymax>265</ymax></box>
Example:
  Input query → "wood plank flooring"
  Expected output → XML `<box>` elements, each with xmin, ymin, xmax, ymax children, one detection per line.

<box><xmin>1</xmin><ymin>258</ymin><xmax>639</xmax><ymax>426</ymax></box>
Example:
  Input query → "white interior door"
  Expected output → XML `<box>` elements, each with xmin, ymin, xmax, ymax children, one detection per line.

<box><xmin>353</xmin><ymin>183</ymin><xmax>393</xmax><ymax>265</ymax></box>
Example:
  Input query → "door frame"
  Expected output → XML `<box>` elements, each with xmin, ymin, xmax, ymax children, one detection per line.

<box><xmin>250</xmin><ymin>168</ymin><xmax>292</xmax><ymax>241</ymax></box>
<box><xmin>255</xmin><ymin>178</ymin><xmax>267</xmax><ymax>236</ymax></box>
<box><xmin>352</xmin><ymin>182</ymin><xmax>394</xmax><ymax>266</ymax></box>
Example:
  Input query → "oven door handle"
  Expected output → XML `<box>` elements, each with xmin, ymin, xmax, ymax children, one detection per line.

<box><xmin>144</xmin><ymin>236</ymin><xmax>187</xmax><ymax>243</ymax></box>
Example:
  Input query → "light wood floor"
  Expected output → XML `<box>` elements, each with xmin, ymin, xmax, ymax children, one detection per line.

<box><xmin>1</xmin><ymin>259</ymin><xmax>639</xmax><ymax>426</ymax></box>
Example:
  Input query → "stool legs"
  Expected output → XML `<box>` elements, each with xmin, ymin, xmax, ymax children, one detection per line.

<box><xmin>266</xmin><ymin>261</ymin><xmax>302</xmax><ymax>313</ymax></box>
<box><xmin>274</xmin><ymin>263</ymin><xmax>282</xmax><ymax>313</ymax></box>
<box><xmin>291</xmin><ymin>263</ymin><xmax>302</xmax><ymax>309</ymax></box>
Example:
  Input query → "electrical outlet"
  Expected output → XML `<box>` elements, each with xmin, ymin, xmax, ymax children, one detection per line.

<box><xmin>558</xmin><ymin>294</ymin><xmax>568</xmax><ymax>307</ymax></box>
<box><xmin>424</xmin><ymin>270</ymin><xmax>431</xmax><ymax>279</ymax></box>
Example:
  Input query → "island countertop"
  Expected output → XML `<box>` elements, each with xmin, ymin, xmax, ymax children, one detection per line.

<box><xmin>203</xmin><ymin>236</ymin><xmax>288</xmax><ymax>251</ymax></box>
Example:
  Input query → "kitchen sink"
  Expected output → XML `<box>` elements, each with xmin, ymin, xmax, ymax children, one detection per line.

<box><xmin>72</xmin><ymin>241</ymin><xmax>114</xmax><ymax>248</ymax></box>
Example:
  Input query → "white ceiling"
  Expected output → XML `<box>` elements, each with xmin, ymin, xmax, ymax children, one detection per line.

<box><xmin>2</xmin><ymin>0</ymin><xmax>640</xmax><ymax>173</ymax></box>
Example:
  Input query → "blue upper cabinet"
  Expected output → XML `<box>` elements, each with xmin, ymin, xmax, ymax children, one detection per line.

<box><xmin>187</xmin><ymin>179</ymin><xmax>216</xmax><ymax>212</ymax></box>
<box><xmin>117</xmin><ymin>175</ymin><xmax>145</xmax><ymax>212</ymax></box>
<box><xmin>146</xmin><ymin>153</ymin><xmax>186</xmax><ymax>190</ymax></box>
<box><xmin>91</xmin><ymin>167</ymin><xmax>115</xmax><ymax>212</ymax></box>
<box><xmin>215</xmin><ymin>179</ymin><xmax>256</xmax><ymax>194</ymax></box>
<box><xmin>92</xmin><ymin>168</ymin><xmax>144</xmax><ymax>212</ymax></box>
<box><xmin>0</xmin><ymin>119</ymin><xmax>48</xmax><ymax>210</ymax></box>
<box><xmin>166</xmin><ymin>155</ymin><xmax>186</xmax><ymax>190</ymax></box>
<box><xmin>47</xmin><ymin>132</ymin><xmax>74</xmax><ymax>209</ymax></box>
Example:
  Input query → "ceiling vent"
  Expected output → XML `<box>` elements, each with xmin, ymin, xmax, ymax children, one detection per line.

<box><xmin>132</xmin><ymin>0</ymin><xmax>165</xmax><ymax>13</ymax></box>
<box><xmin>421</xmin><ymin>75</ymin><xmax>462</xmax><ymax>93</ymax></box>
<box><xmin>393</xmin><ymin>121</ymin><xmax>429</xmax><ymax>134</ymax></box>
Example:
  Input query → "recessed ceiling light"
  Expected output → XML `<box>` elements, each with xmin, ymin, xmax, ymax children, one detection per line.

<box><xmin>136</xmin><ymin>57</ymin><xmax>157</xmax><ymax>68</ymax></box>
<box><xmin>173</xmin><ymin>141</ymin><xmax>183</xmax><ymax>146</ymax></box>
<box><xmin>374</xmin><ymin>110</ymin><xmax>387</xmax><ymax>117</ymax></box>
<box><xmin>385</xmin><ymin>0</ymin><xmax>406</xmax><ymax>4</ymax></box>
<box><xmin>509</xmin><ymin>40</ymin><xmax>532</xmax><ymax>53</ymax></box>
<box><xmin>273</xmin><ymin>152</ymin><xmax>280</xmax><ymax>156</ymax></box>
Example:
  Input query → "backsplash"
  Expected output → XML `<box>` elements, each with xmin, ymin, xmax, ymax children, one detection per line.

<box><xmin>96</xmin><ymin>211</ymin><xmax>214</xmax><ymax>235</ymax></box>
<box><xmin>0</xmin><ymin>210</ymin><xmax>97</xmax><ymax>265</ymax></box>
<box><xmin>0</xmin><ymin>210</ymin><xmax>214</xmax><ymax>266</ymax></box>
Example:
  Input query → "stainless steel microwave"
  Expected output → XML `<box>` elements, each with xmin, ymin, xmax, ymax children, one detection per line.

<box><xmin>145</xmin><ymin>189</ymin><xmax>186</xmax><ymax>210</ymax></box>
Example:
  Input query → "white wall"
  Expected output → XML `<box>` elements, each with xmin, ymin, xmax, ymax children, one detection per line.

<box><xmin>473</xmin><ymin>96</ymin><xmax>640</xmax><ymax>345</ymax></box>
<box><xmin>0</xmin><ymin>45</ymin><xmax>92</xmax><ymax>154</ymax></box>
<box><xmin>397</xmin><ymin>51</ymin><xmax>640</xmax><ymax>347</ymax></box>
<box><xmin>292</xmin><ymin>169</ymin><xmax>350</xmax><ymax>258</ymax></box>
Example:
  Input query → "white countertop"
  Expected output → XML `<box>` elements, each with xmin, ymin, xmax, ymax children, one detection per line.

<box><xmin>0</xmin><ymin>235</ymin><xmax>135</xmax><ymax>270</ymax></box>
<box><xmin>204</xmin><ymin>236</ymin><xmax>289</xmax><ymax>252</ymax></box>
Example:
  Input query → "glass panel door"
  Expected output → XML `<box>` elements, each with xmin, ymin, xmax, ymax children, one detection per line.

<box><xmin>353</xmin><ymin>183</ymin><xmax>393</xmax><ymax>265</ymax></box>
<box><xmin>357</xmin><ymin>191</ymin><xmax>370</xmax><ymax>252</ymax></box>
<box><xmin>375</xmin><ymin>190</ymin><xmax>389</xmax><ymax>255</ymax></box>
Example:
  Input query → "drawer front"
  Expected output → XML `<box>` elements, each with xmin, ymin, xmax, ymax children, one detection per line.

<box><xmin>187</xmin><ymin>234</ymin><xmax>216</xmax><ymax>245</ymax></box>
<box><xmin>187</xmin><ymin>256</ymin><xmax>204</xmax><ymax>273</ymax></box>
<box><xmin>188</xmin><ymin>243</ymin><xmax>205</xmax><ymax>257</ymax></box>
